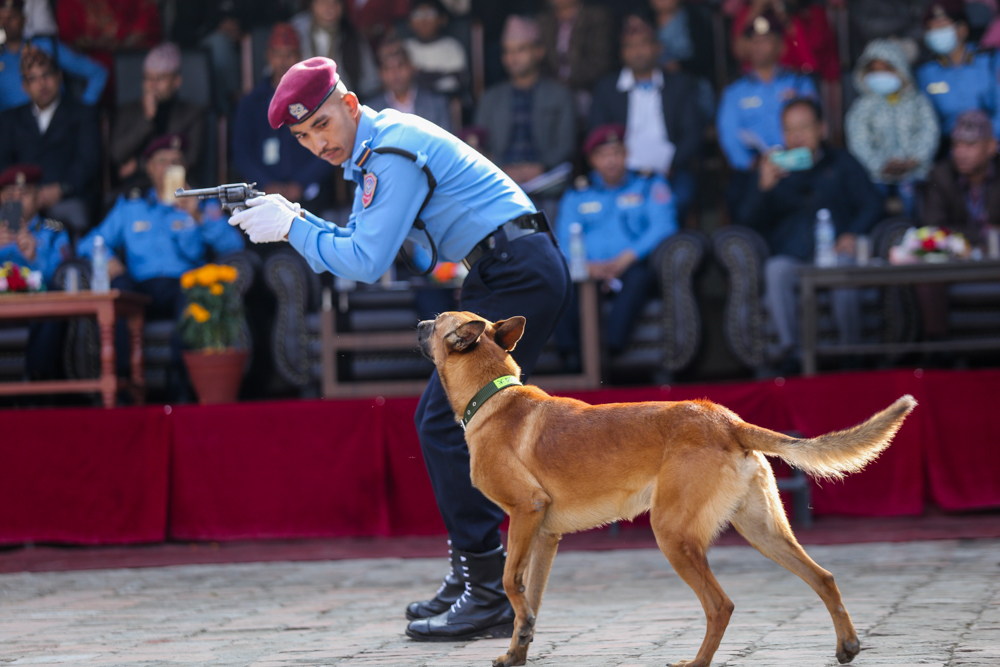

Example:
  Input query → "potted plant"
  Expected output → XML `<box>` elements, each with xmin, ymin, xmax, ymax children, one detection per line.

<box><xmin>179</xmin><ymin>263</ymin><xmax>247</xmax><ymax>404</ymax></box>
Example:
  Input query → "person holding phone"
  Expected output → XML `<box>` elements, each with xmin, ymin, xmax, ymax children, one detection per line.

<box><xmin>0</xmin><ymin>163</ymin><xmax>71</xmax><ymax>381</ymax></box>
<box><xmin>77</xmin><ymin>134</ymin><xmax>244</xmax><ymax>398</ymax></box>
<box><xmin>736</xmin><ymin>97</ymin><xmax>884</xmax><ymax>374</ymax></box>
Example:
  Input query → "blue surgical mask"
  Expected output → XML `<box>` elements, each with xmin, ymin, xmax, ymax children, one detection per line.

<box><xmin>925</xmin><ymin>25</ymin><xmax>958</xmax><ymax>55</ymax></box>
<box><xmin>864</xmin><ymin>71</ymin><xmax>903</xmax><ymax>96</ymax></box>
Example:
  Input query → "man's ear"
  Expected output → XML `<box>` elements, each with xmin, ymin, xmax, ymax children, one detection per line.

<box><xmin>445</xmin><ymin>320</ymin><xmax>486</xmax><ymax>352</ymax></box>
<box><xmin>492</xmin><ymin>316</ymin><xmax>526</xmax><ymax>352</ymax></box>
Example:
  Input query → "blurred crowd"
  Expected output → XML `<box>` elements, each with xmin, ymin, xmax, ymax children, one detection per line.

<box><xmin>2</xmin><ymin>0</ymin><xmax>1000</xmax><ymax>394</ymax></box>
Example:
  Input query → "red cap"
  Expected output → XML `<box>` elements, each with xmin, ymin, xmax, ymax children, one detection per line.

<box><xmin>142</xmin><ymin>133</ymin><xmax>186</xmax><ymax>160</ymax></box>
<box><xmin>268</xmin><ymin>57</ymin><xmax>340</xmax><ymax>129</ymax></box>
<box><xmin>267</xmin><ymin>23</ymin><xmax>300</xmax><ymax>52</ymax></box>
<box><xmin>583</xmin><ymin>124</ymin><xmax>626</xmax><ymax>156</ymax></box>
<box><xmin>0</xmin><ymin>163</ymin><xmax>42</xmax><ymax>189</ymax></box>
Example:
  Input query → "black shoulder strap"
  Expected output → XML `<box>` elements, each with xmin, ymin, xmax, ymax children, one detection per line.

<box><xmin>366</xmin><ymin>146</ymin><xmax>439</xmax><ymax>276</ymax></box>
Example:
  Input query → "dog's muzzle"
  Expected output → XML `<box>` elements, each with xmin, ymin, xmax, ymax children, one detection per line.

<box><xmin>417</xmin><ymin>319</ymin><xmax>435</xmax><ymax>360</ymax></box>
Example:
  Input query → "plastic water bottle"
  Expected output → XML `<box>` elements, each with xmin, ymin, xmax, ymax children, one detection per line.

<box><xmin>814</xmin><ymin>209</ymin><xmax>836</xmax><ymax>268</ymax></box>
<box><xmin>568</xmin><ymin>222</ymin><xmax>588</xmax><ymax>282</ymax></box>
<box><xmin>91</xmin><ymin>235</ymin><xmax>110</xmax><ymax>293</ymax></box>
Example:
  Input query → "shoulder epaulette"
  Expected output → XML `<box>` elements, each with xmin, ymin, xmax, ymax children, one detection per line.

<box><xmin>355</xmin><ymin>142</ymin><xmax>374</xmax><ymax>170</ymax></box>
<box><xmin>128</xmin><ymin>187</ymin><xmax>143</xmax><ymax>200</ymax></box>
<box><xmin>574</xmin><ymin>175</ymin><xmax>590</xmax><ymax>191</ymax></box>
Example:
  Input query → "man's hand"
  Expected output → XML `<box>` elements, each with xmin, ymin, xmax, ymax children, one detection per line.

<box><xmin>228</xmin><ymin>193</ymin><xmax>301</xmax><ymax>243</ymax></box>
<box><xmin>108</xmin><ymin>257</ymin><xmax>126</xmax><ymax>280</ymax></box>
<box><xmin>36</xmin><ymin>183</ymin><xmax>62</xmax><ymax>210</ymax></box>
<box><xmin>15</xmin><ymin>227</ymin><xmax>37</xmax><ymax>262</ymax></box>
<box><xmin>118</xmin><ymin>157</ymin><xmax>138</xmax><ymax>180</ymax></box>
<box><xmin>142</xmin><ymin>88</ymin><xmax>158</xmax><ymax>120</ymax></box>
<box><xmin>835</xmin><ymin>233</ymin><xmax>857</xmax><ymax>257</ymax></box>
<box><xmin>589</xmin><ymin>251</ymin><xmax>636</xmax><ymax>281</ymax></box>
<box><xmin>174</xmin><ymin>184</ymin><xmax>203</xmax><ymax>222</ymax></box>
<box><xmin>758</xmin><ymin>153</ymin><xmax>787</xmax><ymax>192</ymax></box>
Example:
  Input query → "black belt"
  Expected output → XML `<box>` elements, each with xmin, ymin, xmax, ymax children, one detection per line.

<box><xmin>462</xmin><ymin>212</ymin><xmax>551</xmax><ymax>270</ymax></box>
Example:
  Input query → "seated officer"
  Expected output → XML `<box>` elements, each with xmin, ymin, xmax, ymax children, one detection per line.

<box><xmin>917</xmin><ymin>1</ymin><xmax>1000</xmax><ymax>144</ymax></box>
<box><xmin>716</xmin><ymin>10</ymin><xmax>817</xmax><ymax>213</ymax></box>
<box><xmin>77</xmin><ymin>134</ymin><xmax>244</xmax><ymax>386</ymax></box>
<box><xmin>553</xmin><ymin>124</ymin><xmax>678</xmax><ymax>371</ymax></box>
<box><xmin>0</xmin><ymin>162</ymin><xmax>71</xmax><ymax>380</ymax></box>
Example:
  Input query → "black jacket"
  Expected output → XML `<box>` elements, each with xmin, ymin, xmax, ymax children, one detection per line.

<box><xmin>737</xmin><ymin>147</ymin><xmax>884</xmax><ymax>261</ymax></box>
<box><xmin>0</xmin><ymin>97</ymin><xmax>100</xmax><ymax>200</ymax></box>
<box><xmin>589</xmin><ymin>69</ymin><xmax>704</xmax><ymax>173</ymax></box>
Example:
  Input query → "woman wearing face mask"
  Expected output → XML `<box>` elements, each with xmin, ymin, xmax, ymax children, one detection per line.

<box><xmin>916</xmin><ymin>1</ymin><xmax>1000</xmax><ymax>142</ymax></box>
<box><xmin>846</xmin><ymin>39</ymin><xmax>939</xmax><ymax>217</ymax></box>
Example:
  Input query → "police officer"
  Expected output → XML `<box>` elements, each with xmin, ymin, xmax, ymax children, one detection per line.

<box><xmin>0</xmin><ymin>163</ymin><xmax>71</xmax><ymax>380</ymax></box>
<box><xmin>229</xmin><ymin>57</ymin><xmax>571</xmax><ymax>641</ymax></box>
<box><xmin>77</xmin><ymin>134</ymin><xmax>244</xmax><ymax>386</ymax></box>
<box><xmin>717</xmin><ymin>10</ymin><xmax>817</xmax><ymax>211</ymax></box>
<box><xmin>554</xmin><ymin>124</ymin><xmax>678</xmax><ymax>371</ymax></box>
<box><xmin>917</xmin><ymin>2</ymin><xmax>1000</xmax><ymax>141</ymax></box>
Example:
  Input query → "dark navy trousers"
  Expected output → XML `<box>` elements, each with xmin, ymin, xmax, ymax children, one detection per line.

<box><xmin>413</xmin><ymin>229</ymin><xmax>571</xmax><ymax>553</ymax></box>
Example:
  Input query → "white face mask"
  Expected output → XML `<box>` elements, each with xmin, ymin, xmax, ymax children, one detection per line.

<box><xmin>925</xmin><ymin>25</ymin><xmax>959</xmax><ymax>55</ymax></box>
<box><xmin>864</xmin><ymin>71</ymin><xmax>903</xmax><ymax>96</ymax></box>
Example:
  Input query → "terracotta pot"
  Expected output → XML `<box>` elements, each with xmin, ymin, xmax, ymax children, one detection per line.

<box><xmin>182</xmin><ymin>349</ymin><xmax>248</xmax><ymax>404</ymax></box>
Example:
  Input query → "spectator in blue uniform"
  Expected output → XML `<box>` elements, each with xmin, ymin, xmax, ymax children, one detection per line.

<box><xmin>917</xmin><ymin>1</ymin><xmax>1000</xmax><ymax>143</ymax></box>
<box><xmin>230</xmin><ymin>57</ymin><xmax>571</xmax><ymax>641</ymax></box>
<box><xmin>554</xmin><ymin>124</ymin><xmax>678</xmax><ymax>371</ymax></box>
<box><xmin>0</xmin><ymin>46</ymin><xmax>100</xmax><ymax>235</ymax></box>
<box><xmin>78</xmin><ymin>134</ymin><xmax>244</xmax><ymax>387</ymax></box>
<box><xmin>233</xmin><ymin>23</ymin><xmax>335</xmax><ymax>217</ymax></box>
<box><xmin>717</xmin><ymin>10</ymin><xmax>817</xmax><ymax>214</ymax></box>
<box><xmin>368</xmin><ymin>37</ymin><xmax>452</xmax><ymax>132</ymax></box>
<box><xmin>0</xmin><ymin>0</ymin><xmax>107</xmax><ymax>112</ymax></box>
<box><xmin>737</xmin><ymin>98</ymin><xmax>883</xmax><ymax>373</ymax></box>
<box><xmin>0</xmin><ymin>163</ymin><xmax>71</xmax><ymax>380</ymax></box>
<box><xmin>590</xmin><ymin>13</ymin><xmax>703</xmax><ymax>223</ymax></box>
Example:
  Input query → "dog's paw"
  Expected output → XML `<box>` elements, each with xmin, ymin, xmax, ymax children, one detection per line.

<box><xmin>493</xmin><ymin>650</ymin><xmax>527</xmax><ymax>667</ymax></box>
<box><xmin>668</xmin><ymin>660</ymin><xmax>703</xmax><ymax>667</ymax></box>
<box><xmin>837</xmin><ymin>637</ymin><xmax>861</xmax><ymax>664</ymax></box>
<box><xmin>515</xmin><ymin>615</ymin><xmax>535</xmax><ymax>647</ymax></box>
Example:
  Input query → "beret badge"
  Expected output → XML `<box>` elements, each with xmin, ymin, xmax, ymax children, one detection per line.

<box><xmin>288</xmin><ymin>103</ymin><xmax>309</xmax><ymax>121</ymax></box>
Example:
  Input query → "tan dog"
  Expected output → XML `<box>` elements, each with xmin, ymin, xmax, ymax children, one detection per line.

<box><xmin>416</xmin><ymin>311</ymin><xmax>916</xmax><ymax>667</ymax></box>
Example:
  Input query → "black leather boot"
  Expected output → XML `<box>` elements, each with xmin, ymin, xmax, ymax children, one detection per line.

<box><xmin>405</xmin><ymin>545</ymin><xmax>514</xmax><ymax>641</ymax></box>
<box><xmin>405</xmin><ymin>541</ymin><xmax>464</xmax><ymax>621</ymax></box>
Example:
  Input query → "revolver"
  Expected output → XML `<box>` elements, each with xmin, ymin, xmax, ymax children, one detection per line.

<box><xmin>174</xmin><ymin>183</ymin><xmax>264</xmax><ymax>214</ymax></box>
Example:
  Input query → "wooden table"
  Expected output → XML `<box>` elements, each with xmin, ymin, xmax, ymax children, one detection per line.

<box><xmin>799</xmin><ymin>260</ymin><xmax>1000</xmax><ymax>375</ymax></box>
<box><xmin>319</xmin><ymin>280</ymin><xmax>602</xmax><ymax>398</ymax></box>
<box><xmin>0</xmin><ymin>290</ymin><xmax>151</xmax><ymax>407</ymax></box>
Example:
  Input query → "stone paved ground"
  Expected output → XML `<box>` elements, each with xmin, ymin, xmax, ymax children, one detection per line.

<box><xmin>1</xmin><ymin>539</ymin><xmax>998</xmax><ymax>667</ymax></box>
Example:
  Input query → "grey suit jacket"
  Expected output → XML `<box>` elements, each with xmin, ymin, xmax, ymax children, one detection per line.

<box><xmin>110</xmin><ymin>97</ymin><xmax>206</xmax><ymax>174</ymax></box>
<box><xmin>474</xmin><ymin>78</ymin><xmax>576</xmax><ymax>169</ymax></box>
<box><xmin>366</xmin><ymin>88</ymin><xmax>452</xmax><ymax>134</ymax></box>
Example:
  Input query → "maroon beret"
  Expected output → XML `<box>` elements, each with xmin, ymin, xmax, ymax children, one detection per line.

<box><xmin>142</xmin><ymin>133</ymin><xmax>186</xmax><ymax>160</ymax></box>
<box><xmin>584</xmin><ymin>124</ymin><xmax>627</xmax><ymax>157</ymax></box>
<box><xmin>268</xmin><ymin>57</ymin><xmax>340</xmax><ymax>130</ymax></box>
<box><xmin>0</xmin><ymin>163</ymin><xmax>42</xmax><ymax>189</ymax></box>
<box><xmin>923</xmin><ymin>1</ymin><xmax>967</xmax><ymax>25</ymax></box>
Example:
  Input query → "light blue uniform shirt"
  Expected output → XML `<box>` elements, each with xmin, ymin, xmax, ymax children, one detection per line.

<box><xmin>0</xmin><ymin>215</ymin><xmax>70</xmax><ymax>285</ymax></box>
<box><xmin>0</xmin><ymin>38</ymin><xmax>108</xmax><ymax>112</ymax></box>
<box><xmin>78</xmin><ymin>189</ymin><xmax>244</xmax><ymax>282</ymax></box>
<box><xmin>717</xmin><ymin>68</ymin><xmax>818</xmax><ymax>171</ymax></box>
<box><xmin>287</xmin><ymin>106</ymin><xmax>535</xmax><ymax>283</ymax></box>
<box><xmin>917</xmin><ymin>47</ymin><xmax>1000</xmax><ymax>137</ymax></box>
<box><xmin>556</xmin><ymin>171</ymin><xmax>678</xmax><ymax>262</ymax></box>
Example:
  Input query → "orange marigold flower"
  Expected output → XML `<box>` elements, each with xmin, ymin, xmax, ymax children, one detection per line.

<box><xmin>218</xmin><ymin>265</ymin><xmax>238</xmax><ymax>283</ymax></box>
<box><xmin>196</xmin><ymin>264</ymin><xmax>219</xmax><ymax>286</ymax></box>
<box><xmin>186</xmin><ymin>302</ymin><xmax>211</xmax><ymax>323</ymax></box>
<box><xmin>209</xmin><ymin>283</ymin><xmax>224</xmax><ymax>295</ymax></box>
<box><xmin>180</xmin><ymin>271</ymin><xmax>196</xmax><ymax>289</ymax></box>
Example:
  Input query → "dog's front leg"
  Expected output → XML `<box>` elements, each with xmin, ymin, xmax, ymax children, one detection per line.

<box><xmin>492</xmin><ymin>493</ymin><xmax>550</xmax><ymax>667</ymax></box>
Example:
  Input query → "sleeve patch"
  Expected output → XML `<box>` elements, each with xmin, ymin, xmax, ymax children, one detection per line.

<box><xmin>362</xmin><ymin>172</ymin><xmax>378</xmax><ymax>208</ymax></box>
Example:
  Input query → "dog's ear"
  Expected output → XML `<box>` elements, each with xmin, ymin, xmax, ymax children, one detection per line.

<box><xmin>445</xmin><ymin>320</ymin><xmax>487</xmax><ymax>352</ymax></box>
<box><xmin>492</xmin><ymin>316</ymin><xmax>526</xmax><ymax>352</ymax></box>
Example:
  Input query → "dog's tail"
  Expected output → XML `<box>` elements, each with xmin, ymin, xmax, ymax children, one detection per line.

<box><xmin>733</xmin><ymin>395</ymin><xmax>917</xmax><ymax>480</ymax></box>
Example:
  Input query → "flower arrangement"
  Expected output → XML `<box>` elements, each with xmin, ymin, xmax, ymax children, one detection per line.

<box><xmin>889</xmin><ymin>226</ymin><xmax>970</xmax><ymax>265</ymax></box>
<box><xmin>0</xmin><ymin>262</ymin><xmax>43</xmax><ymax>293</ymax></box>
<box><xmin>179</xmin><ymin>263</ymin><xmax>243</xmax><ymax>351</ymax></box>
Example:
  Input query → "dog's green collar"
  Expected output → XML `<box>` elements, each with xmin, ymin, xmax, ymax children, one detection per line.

<box><xmin>461</xmin><ymin>375</ymin><xmax>522</xmax><ymax>431</ymax></box>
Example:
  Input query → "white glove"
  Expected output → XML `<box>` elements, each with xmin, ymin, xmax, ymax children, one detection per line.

<box><xmin>229</xmin><ymin>194</ymin><xmax>301</xmax><ymax>243</ymax></box>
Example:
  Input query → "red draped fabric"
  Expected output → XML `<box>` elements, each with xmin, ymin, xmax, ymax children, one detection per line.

<box><xmin>0</xmin><ymin>406</ymin><xmax>170</xmax><ymax>544</ymax></box>
<box><xmin>2</xmin><ymin>369</ymin><xmax>998</xmax><ymax>545</ymax></box>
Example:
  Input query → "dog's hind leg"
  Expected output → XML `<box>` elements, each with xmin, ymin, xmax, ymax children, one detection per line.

<box><xmin>492</xmin><ymin>492</ymin><xmax>551</xmax><ymax>667</ymax></box>
<box><xmin>649</xmin><ymin>486</ymin><xmax>735</xmax><ymax>667</ymax></box>
<box><xmin>730</xmin><ymin>457</ymin><xmax>860</xmax><ymax>664</ymax></box>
